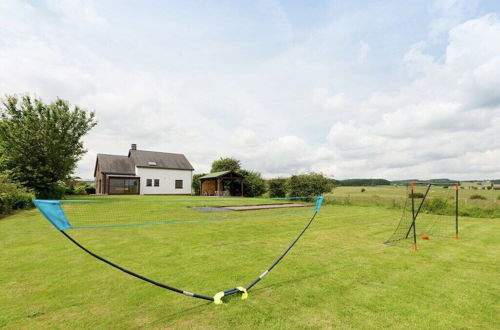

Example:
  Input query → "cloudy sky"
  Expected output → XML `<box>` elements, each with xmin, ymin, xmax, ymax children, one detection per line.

<box><xmin>1</xmin><ymin>0</ymin><xmax>499</xmax><ymax>180</ymax></box>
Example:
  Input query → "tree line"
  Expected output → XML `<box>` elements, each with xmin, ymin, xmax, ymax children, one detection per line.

<box><xmin>193</xmin><ymin>157</ymin><xmax>334</xmax><ymax>198</ymax></box>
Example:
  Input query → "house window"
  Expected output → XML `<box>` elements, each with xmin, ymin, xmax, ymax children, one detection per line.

<box><xmin>154</xmin><ymin>179</ymin><xmax>160</xmax><ymax>187</ymax></box>
<box><xmin>175</xmin><ymin>180</ymin><xmax>183</xmax><ymax>189</ymax></box>
<box><xmin>109</xmin><ymin>178</ymin><xmax>139</xmax><ymax>194</ymax></box>
<box><xmin>146</xmin><ymin>179</ymin><xmax>152</xmax><ymax>187</ymax></box>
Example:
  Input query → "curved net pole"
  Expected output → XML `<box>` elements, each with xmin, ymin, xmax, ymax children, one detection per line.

<box><xmin>60</xmin><ymin>230</ymin><xmax>214</xmax><ymax>302</ymax></box>
<box><xmin>245</xmin><ymin>196</ymin><xmax>324</xmax><ymax>291</ymax></box>
<box><xmin>35</xmin><ymin>197</ymin><xmax>325</xmax><ymax>304</ymax></box>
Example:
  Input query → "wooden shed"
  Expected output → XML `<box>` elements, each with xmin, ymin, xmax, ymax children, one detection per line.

<box><xmin>199</xmin><ymin>170</ymin><xmax>245</xmax><ymax>196</ymax></box>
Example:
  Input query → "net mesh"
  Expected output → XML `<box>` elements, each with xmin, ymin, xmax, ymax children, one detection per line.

<box><xmin>50</xmin><ymin>197</ymin><xmax>316</xmax><ymax>230</ymax></box>
<box><xmin>385</xmin><ymin>184</ymin><xmax>457</xmax><ymax>248</ymax></box>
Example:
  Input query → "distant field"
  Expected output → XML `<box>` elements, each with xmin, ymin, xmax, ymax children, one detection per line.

<box><xmin>327</xmin><ymin>185</ymin><xmax>500</xmax><ymax>218</ymax></box>
<box><xmin>1</xmin><ymin>195</ymin><xmax>499</xmax><ymax>328</ymax></box>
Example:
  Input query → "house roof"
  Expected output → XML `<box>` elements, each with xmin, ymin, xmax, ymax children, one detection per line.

<box><xmin>95</xmin><ymin>148</ymin><xmax>194</xmax><ymax>177</ymax></box>
<box><xmin>129</xmin><ymin>150</ymin><xmax>194</xmax><ymax>170</ymax></box>
<box><xmin>199</xmin><ymin>170</ymin><xmax>244</xmax><ymax>180</ymax></box>
<box><xmin>96</xmin><ymin>154</ymin><xmax>135</xmax><ymax>175</ymax></box>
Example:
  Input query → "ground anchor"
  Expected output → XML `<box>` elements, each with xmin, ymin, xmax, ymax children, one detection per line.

<box><xmin>213</xmin><ymin>287</ymin><xmax>248</xmax><ymax>305</ymax></box>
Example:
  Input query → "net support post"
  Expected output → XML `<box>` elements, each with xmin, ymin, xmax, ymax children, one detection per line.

<box><xmin>410</xmin><ymin>182</ymin><xmax>417</xmax><ymax>251</ymax></box>
<box><xmin>455</xmin><ymin>183</ymin><xmax>459</xmax><ymax>239</ymax></box>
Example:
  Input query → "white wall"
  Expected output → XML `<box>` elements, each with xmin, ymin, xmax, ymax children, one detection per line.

<box><xmin>135</xmin><ymin>167</ymin><xmax>192</xmax><ymax>195</ymax></box>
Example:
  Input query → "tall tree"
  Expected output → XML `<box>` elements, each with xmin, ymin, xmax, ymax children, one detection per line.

<box><xmin>0</xmin><ymin>95</ymin><xmax>97</xmax><ymax>198</ymax></box>
<box><xmin>210</xmin><ymin>157</ymin><xmax>241</xmax><ymax>172</ymax></box>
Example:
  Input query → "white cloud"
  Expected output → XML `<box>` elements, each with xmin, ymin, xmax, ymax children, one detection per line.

<box><xmin>326</xmin><ymin>14</ymin><xmax>500</xmax><ymax>179</ymax></box>
<box><xmin>313</xmin><ymin>88</ymin><xmax>348</xmax><ymax>110</ymax></box>
<box><xmin>428</xmin><ymin>0</ymin><xmax>479</xmax><ymax>42</ymax></box>
<box><xmin>0</xmin><ymin>2</ymin><xmax>499</xmax><ymax>181</ymax></box>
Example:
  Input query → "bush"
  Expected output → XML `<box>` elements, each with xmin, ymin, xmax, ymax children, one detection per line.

<box><xmin>0</xmin><ymin>173</ymin><xmax>35</xmax><ymax>214</ymax></box>
<box><xmin>85</xmin><ymin>185</ymin><xmax>96</xmax><ymax>194</ymax></box>
<box><xmin>268</xmin><ymin>178</ymin><xmax>287</xmax><ymax>198</ymax></box>
<box><xmin>63</xmin><ymin>180</ymin><xmax>95</xmax><ymax>196</ymax></box>
<box><xmin>74</xmin><ymin>185</ymin><xmax>88</xmax><ymax>195</ymax></box>
<box><xmin>470</xmin><ymin>194</ymin><xmax>487</xmax><ymax>200</ymax></box>
<box><xmin>408</xmin><ymin>192</ymin><xmax>425</xmax><ymax>198</ymax></box>
<box><xmin>422</xmin><ymin>198</ymin><xmax>449</xmax><ymax>215</ymax></box>
<box><xmin>39</xmin><ymin>185</ymin><xmax>66</xmax><ymax>199</ymax></box>
<box><xmin>240</xmin><ymin>170</ymin><xmax>266</xmax><ymax>197</ymax></box>
<box><xmin>361</xmin><ymin>188</ymin><xmax>366</xmax><ymax>193</ymax></box>
<box><xmin>287</xmin><ymin>173</ymin><xmax>333</xmax><ymax>199</ymax></box>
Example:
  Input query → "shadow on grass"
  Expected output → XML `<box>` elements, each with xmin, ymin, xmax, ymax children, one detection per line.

<box><xmin>249</xmin><ymin>270</ymin><xmax>331</xmax><ymax>294</ymax></box>
<box><xmin>145</xmin><ymin>300</ymin><xmax>212</xmax><ymax>328</ymax></box>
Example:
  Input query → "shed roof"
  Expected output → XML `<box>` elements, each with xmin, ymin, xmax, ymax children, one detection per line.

<box><xmin>199</xmin><ymin>170</ymin><xmax>244</xmax><ymax>180</ymax></box>
<box><xmin>129</xmin><ymin>150</ymin><xmax>194</xmax><ymax>170</ymax></box>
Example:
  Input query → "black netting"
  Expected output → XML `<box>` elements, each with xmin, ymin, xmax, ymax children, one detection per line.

<box><xmin>385</xmin><ymin>184</ymin><xmax>458</xmax><ymax>248</ymax></box>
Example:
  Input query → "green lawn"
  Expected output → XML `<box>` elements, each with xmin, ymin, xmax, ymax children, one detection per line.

<box><xmin>1</xmin><ymin>196</ymin><xmax>499</xmax><ymax>329</ymax></box>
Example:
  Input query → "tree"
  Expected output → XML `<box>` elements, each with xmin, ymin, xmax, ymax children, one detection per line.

<box><xmin>208</xmin><ymin>157</ymin><xmax>265</xmax><ymax>197</ymax></box>
<box><xmin>210</xmin><ymin>157</ymin><xmax>241</xmax><ymax>172</ymax></box>
<box><xmin>239</xmin><ymin>169</ymin><xmax>266</xmax><ymax>197</ymax></box>
<box><xmin>287</xmin><ymin>173</ymin><xmax>333</xmax><ymax>198</ymax></box>
<box><xmin>192</xmin><ymin>173</ymin><xmax>207</xmax><ymax>195</ymax></box>
<box><xmin>268</xmin><ymin>178</ymin><xmax>287</xmax><ymax>198</ymax></box>
<box><xmin>0</xmin><ymin>95</ymin><xmax>97</xmax><ymax>198</ymax></box>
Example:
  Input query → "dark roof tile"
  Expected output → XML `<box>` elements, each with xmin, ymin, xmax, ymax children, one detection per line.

<box><xmin>129</xmin><ymin>150</ymin><xmax>194</xmax><ymax>170</ymax></box>
<box><xmin>96</xmin><ymin>154</ymin><xmax>135</xmax><ymax>174</ymax></box>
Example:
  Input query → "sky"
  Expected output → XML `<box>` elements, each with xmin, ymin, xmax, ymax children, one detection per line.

<box><xmin>1</xmin><ymin>0</ymin><xmax>499</xmax><ymax>180</ymax></box>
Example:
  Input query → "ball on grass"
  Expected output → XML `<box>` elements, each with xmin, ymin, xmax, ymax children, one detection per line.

<box><xmin>421</xmin><ymin>234</ymin><xmax>430</xmax><ymax>240</ymax></box>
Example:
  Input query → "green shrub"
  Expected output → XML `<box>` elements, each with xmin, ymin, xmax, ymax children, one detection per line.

<box><xmin>63</xmin><ymin>181</ymin><xmax>94</xmax><ymax>196</ymax></box>
<box><xmin>361</xmin><ymin>188</ymin><xmax>366</xmax><ymax>193</ymax></box>
<box><xmin>287</xmin><ymin>173</ymin><xmax>333</xmax><ymax>199</ymax></box>
<box><xmin>0</xmin><ymin>173</ymin><xmax>35</xmax><ymax>215</ymax></box>
<box><xmin>85</xmin><ymin>186</ymin><xmax>96</xmax><ymax>194</ymax></box>
<box><xmin>470</xmin><ymin>194</ymin><xmax>487</xmax><ymax>200</ymax></box>
<box><xmin>422</xmin><ymin>198</ymin><xmax>450</xmax><ymax>215</ymax></box>
<box><xmin>74</xmin><ymin>185</ymin><xmax>88</xmax><ymax>195</ymax></box>
<box><xmin>240</xmin><ymin>170</ymin><xmax>266</xmax><ymax>197</ymax></box>
<box><xmin>38</xmin><ymin>185</ymin><xmax>66</xmax><ymax>199</ymax></box>
<box><xmin>268</xmin><ymin>178</ymin><xmax>287</xmax><ymax>198</ymax></box>
<box><xmin>408</xmin><ymin>192</ymin><xmax>425</xmax><ymax>198</ymax></box>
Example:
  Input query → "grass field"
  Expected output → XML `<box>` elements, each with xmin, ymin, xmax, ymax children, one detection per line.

<box><xmin>327</xmin><ymin>185</ymin><xmax>500</xmax><ymax>218</ymax></box>
<box><xmin>1</xmin><ymin>195</ymin><xmax>499</xmax><ymax>329</ymax></box>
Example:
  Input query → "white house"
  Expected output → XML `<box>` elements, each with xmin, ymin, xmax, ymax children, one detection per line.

<box><xmin>94</xmin><ymin>144</ymin><xmax>194</xmax><ymax>195</ymax></box>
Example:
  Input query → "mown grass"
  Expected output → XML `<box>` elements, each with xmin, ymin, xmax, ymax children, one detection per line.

<box><xmin>1</xmin><ymin>195</ymin><xmax>499</xmax><ymax>329</ymax></box>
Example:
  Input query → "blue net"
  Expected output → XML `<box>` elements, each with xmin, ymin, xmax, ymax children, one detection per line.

<box><xmin>33</xmin><ymin>200</ymin><xmax>72</xmax><ymax>230</ymax></box>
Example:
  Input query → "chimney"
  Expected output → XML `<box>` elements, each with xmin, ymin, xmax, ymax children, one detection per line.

<box><xmin>131</xmin><ymin>144</ymin><xmax>137</xmax><ymax>150</ymax></box>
